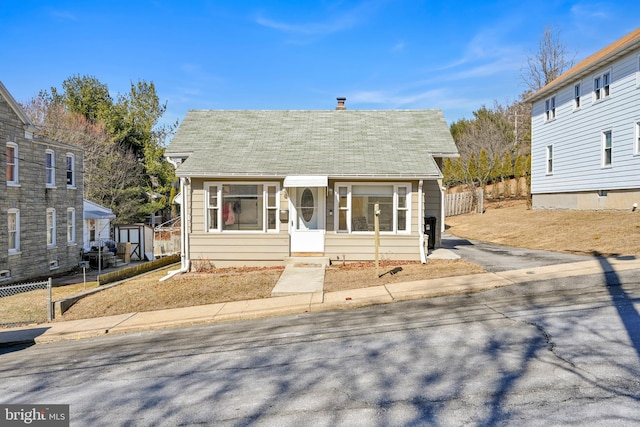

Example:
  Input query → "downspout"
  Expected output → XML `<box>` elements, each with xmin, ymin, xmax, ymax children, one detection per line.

<box><xmin>418</xmin><ymin>180</ymin><xmax>427</xmax><ymax>264</ymax></box>
<box><xmin>160</xmin><ymin>176</ymin><xmax>190</xmax><ymax>281</ymax></box>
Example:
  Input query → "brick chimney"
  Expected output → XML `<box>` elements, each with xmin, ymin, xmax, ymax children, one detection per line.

<box><xmin>336</xmin><ymin>97</ymin><xmax>346</xmax><ymax>110</ymax></box>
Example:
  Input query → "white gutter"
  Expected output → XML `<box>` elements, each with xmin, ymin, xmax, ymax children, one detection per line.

<box><xmin>160</xmin><ymin>176</ymin><xmax>190</xmax><ymax>281</ymax></box>
<box><xmin>418</xmin><ymin>180</ymin><xmax>427</xmax><ymax>264</ymax></box>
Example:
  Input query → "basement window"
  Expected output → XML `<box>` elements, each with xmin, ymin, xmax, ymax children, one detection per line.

<box><xmin>0</xmin><ymin>270</ymin><xmax>10</xmax><ymax>281</ymax></box>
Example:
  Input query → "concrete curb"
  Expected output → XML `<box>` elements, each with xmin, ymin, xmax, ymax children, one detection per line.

<box><xmin>2</xmin><ymin>257</ymin><xmax>639</xmax><ymax>346</ymax></box>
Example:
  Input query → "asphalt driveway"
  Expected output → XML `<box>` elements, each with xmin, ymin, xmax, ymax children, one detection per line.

<box><xmin>441</xmin><ymin>233</ymin><xmax>594</xmax><ymax>272</ymax></box>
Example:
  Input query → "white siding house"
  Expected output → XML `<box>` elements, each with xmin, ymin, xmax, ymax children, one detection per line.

<box><xmin>83</xmin><ymin>199</ymin><xmax>115</xmax><ymax>251</ymax></box>
<box><xmin>528</xmin><ymin>27</ymin><xmax>640</xmax><ymax>210</ymax></box>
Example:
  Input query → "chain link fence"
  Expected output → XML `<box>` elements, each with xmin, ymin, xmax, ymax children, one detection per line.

<box><xmin>0</xmin><ymin>278</ymin><xmax>52</xmax><ymax>328</ymax></box>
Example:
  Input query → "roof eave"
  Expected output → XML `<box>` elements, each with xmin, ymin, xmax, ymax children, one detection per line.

<box><xmin>176</xmin><ymin>172</ymin><xmax>442</xmax><ymax>180</ymax></box>
<box><xmin>527</xmin><ymin>33</ymin><xmax>640</xmax><ymax>103</ymax></box>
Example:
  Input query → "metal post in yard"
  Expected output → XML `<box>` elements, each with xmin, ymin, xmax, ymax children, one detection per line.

<box><xmin>47</xmin><ymin>277</ymin><xmax>53</xmax><ymax>322</ymax></box>
<box><xmin>98</xmin><ymin>238</ymin><xmax>102</xmax><ymax>276</ymax></box>
<box><xmin>374</xmin><ymin>203</ymin><xmax>380</xmax><ymax>277</ymax></box>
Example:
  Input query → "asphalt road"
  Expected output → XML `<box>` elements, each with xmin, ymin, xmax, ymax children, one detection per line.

<box><xmin>1</xmin><ymin>266</ymin><xmax>639</xmax><ymax>426</ymax></box>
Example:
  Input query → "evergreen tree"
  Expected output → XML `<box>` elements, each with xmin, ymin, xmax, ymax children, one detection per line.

<box><xmin>525</xmin><ymin>154</ymin><xmax>532</xmax><ymax>207</ymax></box>
<box><xmin>453</xmin><ymin>157</ymin><xmax>465</xmax><ymax>186</ymax></box>
<box><xmin>442</xmin><ymin>158</ymin><xmax>456</xmax><ymax>188</ymax></box>
<box><xmin>513</xmin><ymin>154</ymin><xmax>526</xmax><ymax>197</ymax></box>
<box><xmin>502</xmin><ymin>152</ymin><xmax>513</xmax><ymax>198</ymax></box>
<box><xmin>23</xmin><ymin>75</ymin><xmax>177</xmax><ymax>223</ymax></box>
<box><xmin>466</xmin><ymin>153</ymin><xmax>478</xmax><ymax>186</ymax></box>
<box><xmin>477</xmin><ymin>149</ymin><xmax>491</xmax><ymax>189</ymax></box>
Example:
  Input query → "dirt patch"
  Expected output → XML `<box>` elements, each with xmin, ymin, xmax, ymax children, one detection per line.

<box><xmin>324</xmin><ymin>260</ymin><xmax>485</xmax><ymax>292</ymax></box>
<box><xmin>446</xmin><ymin>198</ymin><xmax>640</xmax><ymax>256</ymax></box>
<box><xmin>57</xmin><ymin>267</ymin><xmax>284</xmax><ymax>321</ymax></box>
<box><xmin>56</xmin><ymin>259</ymin><xmax>484</xmax><ymax>321</ymax></box>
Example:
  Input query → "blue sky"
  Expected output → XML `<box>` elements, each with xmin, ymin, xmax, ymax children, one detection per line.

<box><xmin>1</xmin><ymin>1</ymin><xmax>638</xmax><ymax>129</ymax></box>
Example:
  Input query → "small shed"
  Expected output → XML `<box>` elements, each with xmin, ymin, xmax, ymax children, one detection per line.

<box><xmin>114</xmin><ymin>223</ymin><xmax>155</xmax><ymax>261</ymax></box>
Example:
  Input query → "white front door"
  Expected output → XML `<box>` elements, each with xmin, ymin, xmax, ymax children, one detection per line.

<box><xmin>290</xmin><ymin>187</ymin><xmax>325</xmax><ymax>253</ymax></box>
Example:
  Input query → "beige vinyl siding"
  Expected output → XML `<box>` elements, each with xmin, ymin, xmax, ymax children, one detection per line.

<box><xmin>187</xmin><ymin>178</ymin><xmax>442</xmax><ymax>265</ymax></box>
<box><xmin>188</xmin><ymin>179</ymin><xmax>289</xmax><ymax>266</ymax></box>
<box><xmin>325</xmin><ymin>234</ymin><xmax>420</xmax><ymax>261</ymax></box>
<box><xmin>189</xmin><ymin>234</ymin><xmax>289</xmax><ymax>267</ymax></box>
<box><xmin>325</xmin><ymin>180</ymin><xmax>424</xmax><ymax>262</ymax></box>
<box><xmin>423</xmin><ymin>180</ymin><xmax>443</xmax><ymax>247</ymax></box>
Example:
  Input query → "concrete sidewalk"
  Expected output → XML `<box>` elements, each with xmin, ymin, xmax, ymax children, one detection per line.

<box><xmin>2</xmin><ymin>256</ymin><xmax>639</xmax><ymax>346</ymax></box>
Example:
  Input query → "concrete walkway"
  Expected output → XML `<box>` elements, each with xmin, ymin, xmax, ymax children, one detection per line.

<box><xmin>271</xmin><ymin>256</ymin><xmax>328</xmax><ymax>296</ymax></box>
<box><xmin>2</xmin><ymin>256</ymin><xmax>639</xmax><ymax>346</ymax></box>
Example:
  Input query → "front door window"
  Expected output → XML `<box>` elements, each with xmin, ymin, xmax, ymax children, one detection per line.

<box><xmin>300</xmin><ymin>188</ymin><xmax>315</xmax><ymax>223</ymax></box>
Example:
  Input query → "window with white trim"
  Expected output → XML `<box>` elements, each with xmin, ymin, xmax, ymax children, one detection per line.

<box><xmin>45</xmin><ymin>149</ymin><xmax>55</xmax><ymax>187</ymax></box>
<box><xmin>46</xmin><ymin>208</ymin><xmax>56</xmax><ymax>247</ymax></box>
<box><xmin>6</xmin><ymin>142</ymin><xmax>18</xmax><ymax>185</ymax></box>
<box><xmin>574</xmin><ymin>83</ymin><xmax>581</xmax><ymax>109</ymax></box>
<box><xmin>88</xmin><ymin>219</ymin><xmax>96</xmax><ymax>242</ymax></box>
<box><xmin>635</xmin><ymin>122</ymin><xmax>640</xmax><ymax>155</ymax></box>
<box><xmin>8</xmin><ymin>209</ymin><xmax>20</xmax><ymax>254</ymax></box>
<box><xmin>66</xmin><ymin>153</ymin><xmax>75</xmax><ymax>187</ymax></box>
<box><xmin>602</xmin><ymin>130</ymin><xmax>612</xmax><ymax>167</ymax></box>
<box><xmin>594</xmin><ymin>70</ymin><xmax>611</xmax><ymax>101</ymax></box>
<box><xmin>544</xmin><ymin>96</ymin><xmax>556</xmax><ymax>121</ymax></box>
<box><xmin>546</xmin><ymin>145</ymin><xmax>553</xmax><ymax>174</ymax></box>
<box><xmin>205</xmin><ymin>182</ymin><xmax>279</xmax><ymax>232</ymax></box>
<box><xmin>337</xmin><ymin>186</ymin><xmax>349</xmax><ymax>232</ymax></box>
<box><xmin>334</xmin><ymin>183</ymin><xmax>411</xmax><ymax>233</ymax></box>
<box><xmin>67</xmin><ymin>208</ymin><xmax>76</xmax><ymax>243</ymax></box>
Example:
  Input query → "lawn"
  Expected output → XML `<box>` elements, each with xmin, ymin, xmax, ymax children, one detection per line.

<box><xmin>6</xmin><ymin>198</ymin><xmax>639</xmax><ymax>324</ymax></box>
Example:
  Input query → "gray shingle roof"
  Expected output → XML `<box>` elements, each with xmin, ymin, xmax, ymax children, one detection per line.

<box><xmin>166</xmin><ymin>109</ymin><xmax>458</xmax><ymax>179</ymax></box>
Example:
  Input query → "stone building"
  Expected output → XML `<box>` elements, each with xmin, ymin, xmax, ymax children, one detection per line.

<box><xmin>1</xmin><ymin>81</ymin><xmax>84</xmax><ymax>283</ymax></box>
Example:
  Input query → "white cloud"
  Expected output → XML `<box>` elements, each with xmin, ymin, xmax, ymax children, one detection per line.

<box><xmin>49</xmin><ymin>10</ymin><xmax>78</xmax><ymax>21</ymax></box>
<box><xmin>392</xmin><ymin>41</ymin><xmax>405</xmax><ymax>53</ymax></box>
<box><xmin>253</xmin><ymin>1</ymin><xmax>382</xmax><ymax>37</ymax></box>
<box><xmin>570</xmin><ymin>3</ymin><xmax>611</xmax><ymax>20</ymax></box>
<box><xmin>349</xmin><ymin>88</ymin><xmax>448</xmax><ymax>108</ymax></box>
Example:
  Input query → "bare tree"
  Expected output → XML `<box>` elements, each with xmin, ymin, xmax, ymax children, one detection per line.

<box><xmin>522</xmin><ymin>26</ymin><xmax>576</xmax><ymax>92</ymax></box>
<box><xmin>21</xmin><ymin>94</ymin><xmax>145</xmax><ymax>223</ymax></box>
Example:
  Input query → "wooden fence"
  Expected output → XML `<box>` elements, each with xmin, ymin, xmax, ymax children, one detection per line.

<box><xmin>444</xmin><ymin>189</ymin><xmax>484</xmax><ymax>216</ymax></box>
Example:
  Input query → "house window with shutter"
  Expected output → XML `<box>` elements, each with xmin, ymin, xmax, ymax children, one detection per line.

<box><xmin>544</xmin><ymin>96</ymin><xmax>556</xmax><ymax>121</ymax></box>
<box><xmin>594</xmin><ymin>69</ymin><xmax>611</xmax><ymax>101</ymax></box>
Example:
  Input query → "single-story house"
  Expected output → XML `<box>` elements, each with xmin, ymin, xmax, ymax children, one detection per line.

<box><xmin>83</xmin><ymin>199</ymin><xmax>115</xmax><ymax>251</ymax></box>
<box><xmin>165</xmin><ymin>99</ymin><xmax>459</xmax><ymax>270</ymax></box>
